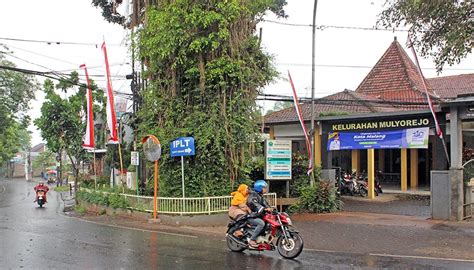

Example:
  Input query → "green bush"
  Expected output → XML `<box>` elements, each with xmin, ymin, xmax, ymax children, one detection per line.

<box><xmin>289</xmin><ymin>180</ymin><xmax>343</xmax><ymax>214</ymax></box>
<box><xmin>76</xmin><ymin>190</ymin><xmax>130</xmax><ymax>209</ymax></box>
<box><xmin>75</xmin><ymin>205</ymin><xmax>86</xmax><ymax>214</ymax></box>
<box><xmin>77</xmin><ymin>190</ymin><xmax>109</xmax><ymax>206</ymax></box>
<box><xmin>108</xmin><ymin>192</ymin><xmax>130</xmax><ymax>209</ymax></box>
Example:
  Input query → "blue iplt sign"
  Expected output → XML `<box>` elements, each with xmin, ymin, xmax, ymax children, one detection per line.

<box><xmin>170</xmin><ymin>137</ymin><xmax>195</xmax><ymax>157</ymax></box>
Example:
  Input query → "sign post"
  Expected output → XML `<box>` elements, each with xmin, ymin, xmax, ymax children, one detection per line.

<box><xmin>131</xmin><ymin>150</ymin><xmax>139</xmax><ymax>195</ymax></box>
<box><xmin>170</xmin><ymin>137</ymin><xmax>195</xmax><ymax>198</ymax></box>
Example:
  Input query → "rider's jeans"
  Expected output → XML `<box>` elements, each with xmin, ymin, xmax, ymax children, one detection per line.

<box><xmin>248</xmin><ymin>218</ymin><xmax>265</xmax><ymax>241</ymax></box>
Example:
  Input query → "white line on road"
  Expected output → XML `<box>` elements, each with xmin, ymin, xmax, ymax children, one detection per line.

<box><xmin>370</xmin><ymin>253</ymin><xmax>474</xmax><ymax>263</ymax></box>
<box><xmin>66</xmin><ymin>216</ymin><xmax>198</xmax><ymax>239</ymax></box>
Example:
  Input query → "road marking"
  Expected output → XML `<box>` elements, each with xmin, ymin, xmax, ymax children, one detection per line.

<box><xmin>304</xmin><ymin>248</ymin><xmax>345</xmax><ymax>253</ymax></box>
<box><xmin>64</xmin><ymin>215</ymin><xmax>198</xmax><ymax>239</ymax></box>
<box><xmin>0</xmin><ymin>185</ymin><xmax>5</xmax><ymax>194</ymax></box>
<box><xmin>370</xmin><ymin>253</ymin><xmax>474</xmax><ymax>263</ymax></box>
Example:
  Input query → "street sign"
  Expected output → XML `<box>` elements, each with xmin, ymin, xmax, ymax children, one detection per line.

<box><xmin>131</xmin><ymin>151</ymin><xmax>139</xmax><ymax>166</ymax></box>
<box><xmin>170</xmin><ymin>137</ymin><xmax>195</xmax><ymax>157</ymax></box>
<box><xmin>265</xmin><ymin>140</ymin><xmax>292</xmax><ymax>180</ymax></box>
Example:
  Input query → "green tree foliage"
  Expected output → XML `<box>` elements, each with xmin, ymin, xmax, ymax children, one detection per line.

<box><xmin>32</xmin><ymin>149</ymin><xmax>56</xmax><ymax>172</ymax></box>
<box><xmin>378</xmin><ymin>0</ymin><xmax>474</xmax><ymax>72</ymax></box>
<box><xmin>34</xmin><ymin>74</ymin><xmax>105</xmax><ymax>186</ymax></box>
<box><xmin>266</xmin><ymin>101</ymin><xmax>293</xmax><ymax>114</ymax></box>
<box><xmin>0</xmin><ymin>49</ymin><xmax>37</xmax><ymax>163</ymax></box>
<box><xmin>136</xmin><ymin>0</ymin><xmax>286</xmax><ymax>196</ymax></box>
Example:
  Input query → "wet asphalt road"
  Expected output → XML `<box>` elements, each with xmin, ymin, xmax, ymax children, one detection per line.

<box><xmin>1</xmin><ymin>178</ymin><xmax>473</xmax><ymax>269</ymax></box>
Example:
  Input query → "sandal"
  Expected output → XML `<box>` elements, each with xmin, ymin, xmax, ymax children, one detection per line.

<box><xmin>248</xmin><ymin>240</ymin><xmax>258</xmax><ymax>248</ymax></box>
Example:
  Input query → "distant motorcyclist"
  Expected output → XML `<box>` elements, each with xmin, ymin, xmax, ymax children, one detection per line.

<box><xmin>246</xmin><ymin>180</ymin><xmax>272</xmax><ymax>248</ymax></box>
<box><xmin>34</xmin><ymin>182</ymin><xmax>49</xmax><ymax>203</ymax></box>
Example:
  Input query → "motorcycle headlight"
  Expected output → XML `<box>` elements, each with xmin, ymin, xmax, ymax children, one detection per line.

<box><xmin>286</xmin><ymin>217</ymin><xmax>293</xmax><ymax>226</ymax></box>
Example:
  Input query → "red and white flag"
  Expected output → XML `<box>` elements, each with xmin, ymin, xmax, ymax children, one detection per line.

<box><xmin>80</xmin><ymin>64</ymin><xmax>95</xmax><ymax>149</ymax></box>
<box><xmin>288</xmin><ymin>71</ymin><xmax>313</xmax><ymax>175</ymax></box>
<box><xmin>101</xmin><ymin>41</ymin><xmax>119</xmax><ymax>144</ymax></box>
<box><xmin>407</xmin><ymin>35</ymin><xmax>443</xmax><ymax>139</ymax></box>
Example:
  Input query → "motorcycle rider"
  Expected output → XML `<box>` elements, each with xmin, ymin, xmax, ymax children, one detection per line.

<box><xmin>34</xmin><ymin>182</ymin><xmax>49</xmax><ymax>203</ymax></box>
<box><xmin>246</xmin><ymin>180</ymin><xmax>272</xmax><ymax>248</ymax></box>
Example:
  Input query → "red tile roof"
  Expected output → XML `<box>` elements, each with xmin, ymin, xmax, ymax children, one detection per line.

<box><xmin>355</xmin><ymin>38</ymin><xmax>436</xmax><ymax>103</ymax></box>
<box><xmin>427</xmin><ymin>73</ymin><xmax>474</xmax><ymax>99</ymax></box>
<box><xmin>264</xmin><ymin>38</ymin><xmax>473</xmax><ymax>125</ymax></box>
<box><xmin>264</xmin><ymin>90</ymin><xmax>400</xmax><ymax>124</ymax></box>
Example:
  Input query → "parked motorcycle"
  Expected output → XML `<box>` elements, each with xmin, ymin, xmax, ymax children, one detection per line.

<box><xmin>356</xmin><ymin>170</ymin><xmax>383</xmax><ymax>195</ymax></box>
<box><xmin>336</xmin><ymin>171</ymin><xmax>359</xmax><ymax>196</ymax></box>
<box><xmin>226</xmin><ymin>210</ymin><xmax>304</xmax><ymax>259</ymax></box>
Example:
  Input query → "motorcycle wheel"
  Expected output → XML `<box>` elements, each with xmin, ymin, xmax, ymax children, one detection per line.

<box><xmin>359</xmin><ymin>187</ymin><xmax>367</xmax><ymax>197</ymax></box>
<box><xmin>277</xmin><ymin>231</ymin><xmax>304</xmax><ymax>259</ymax></box>
<box><xmin>226</xmin><ymin>235</ymin><xmax>245</xmax><ymax>252</ymax></box>
<box><xmin>38</xmin><ymin>199</ymin><xmax>44</xmax><ymax>207</ymax></box>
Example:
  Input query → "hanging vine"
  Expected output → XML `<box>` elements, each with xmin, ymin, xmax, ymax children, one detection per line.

<box><xmin>136</xmin><ymin>0</ymin><xmax>286</xmax><ymax>196</ymax></box>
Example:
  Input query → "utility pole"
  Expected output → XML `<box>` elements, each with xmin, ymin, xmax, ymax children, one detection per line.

<box><xmin>310</xmin><ymin>0</ymin><xmax>319</xmax><ymax>186</ymax></box>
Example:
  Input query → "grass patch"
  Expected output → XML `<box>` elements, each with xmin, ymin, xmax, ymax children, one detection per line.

<box><xmin>75</xmin><ymin>205</ymin><xmax>86</xmax><ymax>214</ymax></box>
<box><xmin>54</xmin><ymin>185</ymin><xmax>70</xmax><ymax>192</ymax></box>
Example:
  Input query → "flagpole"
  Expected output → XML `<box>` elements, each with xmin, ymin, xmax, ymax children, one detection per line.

<box><xmin>310</xmin><ymin>0</ymin><xmax>319</xmax><ymax>187</ymax></box>
<box><xmin>407</xmin><ymin>35</ymin><xmax>450</xmax><ymax>166</ymax></box>
<box><xmin>93</xmin><ymin>149</ymin><xmax>97</xmax><ymax>189</ymax></box>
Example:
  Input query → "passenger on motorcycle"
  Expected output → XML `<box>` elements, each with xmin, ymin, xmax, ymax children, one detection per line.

<box><xmin>228</xmin><ymin>184</ymin><xmax>251</xmax><ymax>221</ymax></box>
<box><xmin>246</xmin><ymin>180</ymin><xmax>272</xmax><ymax>248</ymax></box>
<box><xmin>34</xmin><ymin>182</ymin><xmax>49</xmax><ymax>203</ymax></box>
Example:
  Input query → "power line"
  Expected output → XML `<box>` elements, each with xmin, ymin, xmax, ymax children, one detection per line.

<box><xmin>0</xmin><ymin>64</ymin><xmax>131</xmax><ymax>97</ymax></box>
<box><xmin>261</xmin><ymin>19</ymin><xmax>409</xmax><ymax>32</ymax></box>
<box><xmin>1</xmin><ymin>42</ymin><xmax>130</xmax><ymax>74</ymax></box>
<box><xmin>0</xmin><ymin>36</ymin><xmax>123</xmax><ymax>47</ymax></box>
<box><xmin>276</xmin><ymin>62</ymin><xmax>474</xmax><ymax>71</ymax></box>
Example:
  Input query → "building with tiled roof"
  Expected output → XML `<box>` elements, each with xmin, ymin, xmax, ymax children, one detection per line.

<box><xmin>262</xmin><ymin>38</ymin><xmax>473</xmax><ymax>197</ymax></box>
<box><xmin>427</xmin><ymin>73</ymin><xmax>474</xmax><ymax>99</ymax></box>
<box><xmin>264</xmin><ymin>38</ymin><xmax>473</xmax><ymax>125</ymax></box>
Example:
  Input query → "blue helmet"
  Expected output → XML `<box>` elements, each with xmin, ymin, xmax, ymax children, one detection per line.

<box><xmin>254</xmin><ymin>180</ymin><xmax>267</xmax><ymax>193</ymax></box>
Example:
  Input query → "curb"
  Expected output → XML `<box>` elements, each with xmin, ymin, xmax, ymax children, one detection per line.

<box><xmin>77</xmin><ymin>200</ymin><xmax>229</xmax><ymax>227</ymax></box>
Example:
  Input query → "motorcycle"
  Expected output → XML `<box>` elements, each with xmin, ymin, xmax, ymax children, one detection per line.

<box><xmin>336</xmin><ymin>171</ymin><xmax>358</xmax><ymax>196</ymax></box>
<box><xmin>356</xmin><ymin>171</ymin><xmax>383</xmax><ymax>195</ymax></box>
<box><xmin>226</xmin><ymin>210</ymin><xmax>304</xmax><ymax>259</ymax></box>
<box><xmin>36</xmin><ymin>190</ymin><xmax>46</xmax><ymax>207</ymax></box>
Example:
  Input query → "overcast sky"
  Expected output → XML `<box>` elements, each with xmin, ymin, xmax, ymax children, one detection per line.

<box><xmin>1</xmin><ymin>0</ymin><xmax>472</xmax><ymax>146</ymax></box>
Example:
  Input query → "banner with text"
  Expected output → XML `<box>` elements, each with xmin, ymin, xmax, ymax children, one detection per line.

<box><xmin>327</xmin><ymin>128</ymin><xmax>429</xmax><ymax>151</ymax></box>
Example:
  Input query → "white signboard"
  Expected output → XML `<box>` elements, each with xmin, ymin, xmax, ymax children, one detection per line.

<box><xmin>265</xmin><ymin>140</ymin><xmax>292</xmax><ymax>180</ymax></box>
<box><xmin>131</xmin><ymin>151</ymin><xmax>139</xmax><ymax>166</ymax></box>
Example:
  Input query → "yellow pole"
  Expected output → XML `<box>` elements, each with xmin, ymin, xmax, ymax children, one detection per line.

<box><xmin>269</xmin><ymin>126</ymin><xmax>275</xmax><ymax>139</ymax></box>
<box><xmin>314</xmin><ymin>125</ymin><xmax>322</xmax><ymax>167</ymax></box>
<box><xmin>351</xmin><ymin>150</ymin><xmax>360</xmax><ymax>173</ymax></box>
<box><xmin>410</xmin><ymin>149</ymin><xmax>418</xmax><ymax>189</ymax></box>
<box><xmin>118</xmin><ymin>141</ymin><xmax>125</xmax><ymax>193</ymax></box>
<box><xmin>367</xmin><ymin>149</ymin><xmax>375</xmax><ymax>199</ymax></box>
<box><xmin>401</xmin><ymin>148</ymin><xmax>408</xmax><ymax>192</ymax></box>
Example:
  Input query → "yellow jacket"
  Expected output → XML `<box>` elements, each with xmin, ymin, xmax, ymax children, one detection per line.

<box><xmin>231</xmin><ymin>184</ymin><xmax>248</xmax><ymax>206</ymax></box>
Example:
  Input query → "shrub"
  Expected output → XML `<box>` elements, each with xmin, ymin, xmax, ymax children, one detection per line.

<box><xmin>289</xmin><ymin>180</ymin><xmax>343</xmax><ymax>214</ymax></box>
<box><xmin>75</xmin><ymin>205</ymin><xmax>86</xmax><ymax>214</ymax></box>
<box><xmin>77</xmin><ymin>190</ymin><xmax>109</xmax><ymax>206</ymax></box>
<box><xmin>108</xmin><ymin>192</ymin><xmax>130</xmax><ymax>209</ymax></box>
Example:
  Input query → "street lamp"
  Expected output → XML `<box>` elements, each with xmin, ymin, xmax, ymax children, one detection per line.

<box><xmin>141</xmin><ymin>135</ymin><xmax>161</xmax><ymax>220</ymax></box>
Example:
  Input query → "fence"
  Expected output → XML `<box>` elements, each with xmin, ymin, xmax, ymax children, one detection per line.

<box><xmin>81</xmin><ymin>188</ymin><xmax>277</xmax><ymax>215</ymax></box>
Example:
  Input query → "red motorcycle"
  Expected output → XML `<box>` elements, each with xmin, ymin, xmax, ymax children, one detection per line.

<box><xmin>226</xmin><ymin>210</ymin><xmax>304</xmax><ymax>259</ymax></box>
<box><xmin>35</xmin><ymin>189</ymin><xmax>47</xmax><ymax>207</ymax></box>
<box><xmin>34</xmin><ymin>184</ymin><xmax>49</xmax><ymax>208</ymax></box>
